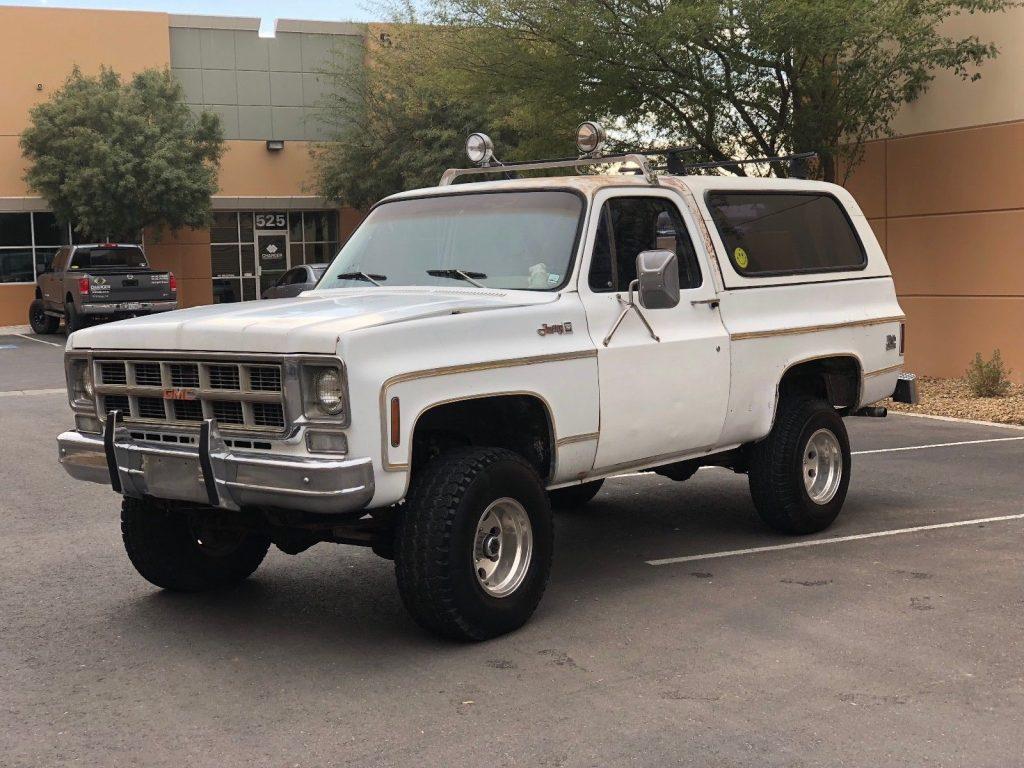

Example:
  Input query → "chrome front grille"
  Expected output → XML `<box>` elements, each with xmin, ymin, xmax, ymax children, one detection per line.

<box><xmin>208</xmin><ymin>364</ymin><xmax>240</xmax><ymax>390</ymax></box>
<box><xmin>249</xmin><ymin>366</ymin><xmax>281</xmax><ymax>392</ymax></box>
<box><xmin>169</xmin><ymin>363</ymin><xmax>200</xmax><ymax>388</ymax></box>
<box><xmin>92</xmin><ymin>355</ymin><xmax>288</xmax><ymax>434</ymax></box>
<box><xmin>99</xmin><ymin>361</ymin><xmax>127</xmax><ymax>385</ymax></box>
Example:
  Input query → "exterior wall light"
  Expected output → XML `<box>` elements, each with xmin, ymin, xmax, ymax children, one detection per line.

<box><xmin>266</xmin><ymin>140</ymin><xmax>285</xmax><ymax>151</ymax></box>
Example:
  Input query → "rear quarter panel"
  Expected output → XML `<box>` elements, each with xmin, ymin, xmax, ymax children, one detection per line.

<box><xmin>687</xmin><ymin>180</ymin><xmax>906</xmax><ymax>445</ymax></box>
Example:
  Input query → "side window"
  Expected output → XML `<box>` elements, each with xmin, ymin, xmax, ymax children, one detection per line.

<box><xmin>588</xmin><ymin>197</ymin><xmax>703</xmax><ymax>293</ymax></box>
<box><xmin>49</xmin><ymin>247</ymin><xmax>68</xmax><ymax>272</ymax></box>
<box><xmin>288</xmin><ymin>268</ymin><xmax>309</xmax><ymax>285</ymax></box>
<box><xmin>706</xmin><ymin>192</ymin><xmax>866</xmax><ymax>276</ymax></box>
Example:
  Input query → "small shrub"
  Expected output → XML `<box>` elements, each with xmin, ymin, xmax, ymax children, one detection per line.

<box><xmin>965</xmin><ymin>349</ymin><xmax>1012</xmax><ymax>398</ymax></box>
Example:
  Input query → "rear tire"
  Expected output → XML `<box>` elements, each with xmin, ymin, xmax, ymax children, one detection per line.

<box><xmin>548</xmin><ymin>479</ymin><xmax>604</xmax><ymax>509</ymax></box>
<box><xmin>395</xmin><ymin>447</ymin><xmax>554</xmax><ymax>641</ymax></box>
<box><xmin>748</xmin><ymin>397</ymin><xmax>851</xmax><ymax>535</ymax></box>
<box><xmin>64</xmin><ymin>301</ymin><xmax>83</xmax><ymax>334</ymax></box>
<box><xmin>121</xmin><ymin>497</ymin><xmax>271</xmax><ymax>591</ymax></box>
<box><xmin>28</xmin><ymin>299</ymin><xmax>58</xmax><ymax>334</ymax></box>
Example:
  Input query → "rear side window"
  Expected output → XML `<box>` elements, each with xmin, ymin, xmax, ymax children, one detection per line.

<box><xmin>706</xmin><ymin>192</ymin><xmax>866</xmax><ymax>276</ymax></box>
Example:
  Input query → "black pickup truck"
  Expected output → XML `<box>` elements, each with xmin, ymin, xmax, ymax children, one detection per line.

<box><xmin>29</xmin><ymin>244</ymin><xmax>178</xmax><ymax>334</ymax></box>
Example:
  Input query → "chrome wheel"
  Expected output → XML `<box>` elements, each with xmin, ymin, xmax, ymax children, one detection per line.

<box><xmin>473</xmin><ymin>497</ymin><xmax>533</xmax><ymax>598</ymax></box>
<box><xmin>802</xmin><ymin>428</ymin><xmax>843</xmax><ymax>505</ymax></box>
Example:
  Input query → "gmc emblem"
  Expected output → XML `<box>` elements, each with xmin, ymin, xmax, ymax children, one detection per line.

<box><xmin>163</xmin><ymin>388</ymin><xmax>198</xmax><ymax>401</ymax></box>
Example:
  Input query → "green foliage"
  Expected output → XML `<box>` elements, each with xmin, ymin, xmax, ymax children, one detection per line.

<box><xmin>431</xmin><ymin>0</ymin><xmax>1014</xmax><ymax>181</ymax></box>
<box><xmin>312</xmin><ymin>23</ymin><xmax>579</xmax><ymax>207</ymax></box>
<box><xmin>966</xmin><ymin>349</ymin><xmax>1012</xmax><ymax>397</ymax></box>
<box><xmin>20</xmin><ymin>67</ymin><xmax>224</xmax><ymax>241</ymax></box>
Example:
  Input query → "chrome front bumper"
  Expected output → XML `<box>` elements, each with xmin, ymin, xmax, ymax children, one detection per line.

<box><xmin>80</xmin><ymin>300</ymin><xmax>178</xmax><ymax>314</ymax></box>
<box><xmin>57</xmin><ymin>413</ymin><xmax>373</xmax><ymax>515</ymax></box>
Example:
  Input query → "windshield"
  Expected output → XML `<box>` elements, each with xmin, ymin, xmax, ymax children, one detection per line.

<box><xmin>317</xmin><ymin>191</ymin><xmax>583</xmax><ymax>291</ymax></box>
<box><xmin>69</xmin><ymin>246</ymin><xmax>147</xmax><ymax>271</ymax></box>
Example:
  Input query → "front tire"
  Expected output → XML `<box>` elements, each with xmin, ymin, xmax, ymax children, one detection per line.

<box><xmin>748</xmin><ymin>398</ymin><xmax>851</xmax><ymax>535</ymax></box>
<box><xmin>395</xmin><ymin>447</ymin><xmax>554</xmax><ymax>641</ymax></box>
<box><xmin>29</xmin><ymin>299</ymin><xmax>59</xmax><ymax>334</ymax></box>
<box><xmin>121</xmin><ymin>497</ymin><xmax>271</xmax><ymax>591</ymax></box>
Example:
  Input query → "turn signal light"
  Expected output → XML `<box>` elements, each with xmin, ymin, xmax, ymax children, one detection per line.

<box><xmin>169</xmin><ymin>272</ymin><xmax>177</xmax><ymax>292</ymax></box>
<box><xmin>390</xmin><ymin>397</ymin><xmax>401</xmax><ymax>447</ymax></box>
<box><xmin>78</xmin><ymin>277</ymin><xmax>90</xmax><ymax>295</ymax></box>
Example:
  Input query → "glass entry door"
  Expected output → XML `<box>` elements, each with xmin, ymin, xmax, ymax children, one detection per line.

<box><xmin>256</xmin><ymin>231</ymin><xmax>289</xmax><ymax>298</ymax></box>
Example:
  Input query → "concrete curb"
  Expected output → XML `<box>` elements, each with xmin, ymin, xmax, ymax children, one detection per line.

<box><xmin>0</xmin><ymin>325</ymin><xmax>32</xmax><ymax>334</ymax></box>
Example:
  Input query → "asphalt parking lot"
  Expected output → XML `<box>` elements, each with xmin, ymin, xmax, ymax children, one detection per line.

<box><xmin>2</xmin><ymin>330</ymin><xmax>1024</xmax><ymax>768</ymax></box>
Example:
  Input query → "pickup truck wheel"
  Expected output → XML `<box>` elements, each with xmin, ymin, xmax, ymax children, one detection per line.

<box><xmin>120</xmin><ymin>497</ymin><xmax>271</xmax><ymax>591</ymax></box>
<box><xmin>395</xmin><ymin>447</ymin><xmax>554</xmax><ymax>641</ymax></box>
<box><xmin>748</xmin><ymin>398</ymin><xmax>851</xmax><ymax>535</ymax></box>
<box><xmin>548</xmin><ymin>479</ymin><xmax>604</xmax><ymax>509</ymax></box>
<box><xmin>28</xmin><ymin>299</ymin><xmax>58</xmax><ymax>334</ymax></box>
<box><xmin>64</xmin><ymin>301</ymin><xmax>83</xmax><ymax>334</ymax></box>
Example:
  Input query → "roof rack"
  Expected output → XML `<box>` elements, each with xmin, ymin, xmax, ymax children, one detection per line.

<box><xmin>439</xmin><ymin>152</ymin><xmax>662</xmax><ymax>186</ymax></box>
<box><xmin>675</xmin><ymin>151</ymin><xmax>817</xmax><ymax>177</ymax></box>
<box><xmin>440</xmin><ymin>124</ymin><xmax>817</xmax><ymax>185</ymax></box>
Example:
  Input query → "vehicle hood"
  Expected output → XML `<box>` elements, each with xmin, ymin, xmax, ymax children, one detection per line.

<box><xmin>68</xmin><ymin>288</ymin><xmax>559</xmax><ymax>354</ymax></box>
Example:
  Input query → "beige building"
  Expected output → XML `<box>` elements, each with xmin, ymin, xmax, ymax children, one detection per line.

<box><xmin>0</xmin><ymin>4</ymin><xmax>1021</xmax><ymax>382</ymax></box>
<box><xmin>845</xmin><ymin>7</ymin><xmax>1024</xmax><ymax>382</ymax></box>
<box><xmin>0</xmin><ymin>5</ymin><xmax>365</xmax><ymax>324</ymax></box>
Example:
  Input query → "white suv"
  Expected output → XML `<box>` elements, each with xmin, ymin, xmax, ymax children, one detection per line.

<box><xmin>57</xmin><ymin>128</ymin><xmax>916</xmax><ymax>640</ymax></box>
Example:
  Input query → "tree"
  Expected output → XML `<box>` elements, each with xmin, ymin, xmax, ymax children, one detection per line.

<box><xmin>432</xmin><ymin>0</ymin><xmax>1014</xmax><ymax>181</ymax></box>
<box><xmin>312</xmin><ymin>23</ymin><xmax>579</xmax><ymax>207</ymax></box>
<box><xmin>20</xmin><ymin>67</ymin><xmax>224</xmax><ymax>241</ymax></box>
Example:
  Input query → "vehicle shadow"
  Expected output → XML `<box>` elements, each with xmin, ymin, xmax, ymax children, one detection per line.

<box><xmin>107</xmin><ymin>469</ymin><xmax>871</xmax><ymax>660</ymax></box>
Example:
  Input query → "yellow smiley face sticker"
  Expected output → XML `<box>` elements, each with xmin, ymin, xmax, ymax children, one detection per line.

<box><xmin>734</xmin><ymin>247</ymin><xmax>749</xmax><ymax>269</ymax></box>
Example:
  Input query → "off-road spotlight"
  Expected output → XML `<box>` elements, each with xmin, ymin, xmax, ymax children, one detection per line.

<box><xmin>466</xmin><ymin>133</ymin><xmax>494</xmax><ymax>166</ymax></box>
<box><xmin>576</xmin><ymin>121</ymin><xmax>606</xmax><ymax>156</ymax></box>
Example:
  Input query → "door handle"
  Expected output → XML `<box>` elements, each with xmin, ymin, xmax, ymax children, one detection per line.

<box><xmin>691</xmin><ymin>298</ymin><xmax>720</xmax><ymax>309</ymax></box>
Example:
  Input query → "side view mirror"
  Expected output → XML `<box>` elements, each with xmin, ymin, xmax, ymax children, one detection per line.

<box><xmin>635</xmin><ymin>249</ymin><xmax>680</xmax><ymax>309</ymax></box>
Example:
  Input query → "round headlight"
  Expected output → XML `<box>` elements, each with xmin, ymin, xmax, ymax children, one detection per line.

<box><xmin>466</xmin><ymin>132</ymin><xmax>494</xmax><ymax>165</ymax></box>
<box><xmin>576</xmin><ymin>121</ymin><xmax>606</xmax><ymax>155</ymax></box>
<box><xmin>315</xmin><ymin>368</ymin><xmax>344</xmax><ymax>415</ymax></box>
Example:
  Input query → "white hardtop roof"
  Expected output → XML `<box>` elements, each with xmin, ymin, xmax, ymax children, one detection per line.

<box><xmin>384</xmin><ymin>173</ymin><xmax>858</xmax><ymax>208</ymax></box>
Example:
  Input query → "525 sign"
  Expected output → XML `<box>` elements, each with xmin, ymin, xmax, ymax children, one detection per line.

<box><xmin>254</xmin><ymin>212</ymin><xmax>287</xmax><ymax>229</ymax></box>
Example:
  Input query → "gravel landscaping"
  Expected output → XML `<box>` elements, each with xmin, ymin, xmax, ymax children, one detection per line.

<box><xmin>887</xmin><ymin>375</ymin><xmax>1024</xmax><ymax>426</ymax></box>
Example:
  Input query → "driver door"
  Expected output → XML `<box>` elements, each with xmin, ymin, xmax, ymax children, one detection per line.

<box><xmin>579</xmin><ymin>189</ymin><xmax>731</xmax><ymax>470</ymax></box>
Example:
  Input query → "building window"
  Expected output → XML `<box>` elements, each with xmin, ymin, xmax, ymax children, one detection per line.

<box><xmin>211</xmin><ymin>210</ymin><xmax>339</xmax><ymax>302</ymax></box>
<box><xmin>288</xmin><ymin>211</ymin><xmax>340</xmax><ymax>266</ymax></box>
<box><xmin>0</xmin><ymin>211</ymin><xmax>141</xmax><ymax>285</ymax></box>
<box><xmin>0</xmin><ymin>212</ymin><xmax>58</xmax><ymax>284</ymax></box>
<box><xmin>210</xmin><ymin>212</ymin><xmax>258</xmax><ymax>303</ymax></box>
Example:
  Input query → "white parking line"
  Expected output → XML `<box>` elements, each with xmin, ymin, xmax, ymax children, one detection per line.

<box><xmin>853</xmin><ymin>436</ymin><xmax>1024</xmax><ymax>455</ymax></box>
<box><xmin>0</xmin><ymin>388</ymin><xmax>66</xmax><ymax>398</ymax></box>
<box><xmin>646</xmin><ymin>513</ymin><xmax>1024</xmax><ymax>566</ymax></box>
<box><xmin>12</xmin><ymin>333</ymin><xmax>63</xmax><ymax>348</ymax></box>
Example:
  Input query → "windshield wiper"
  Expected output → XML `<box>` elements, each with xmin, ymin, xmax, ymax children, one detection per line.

<box><xmin>335</xmin><ymin>271</ymin><xmax>386</xmax><ymax>286</ymax></box>
<box><xmin>426</xmin><ymin>269</ymin><xmax>488</xmax><ymax>288</ymax></box>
